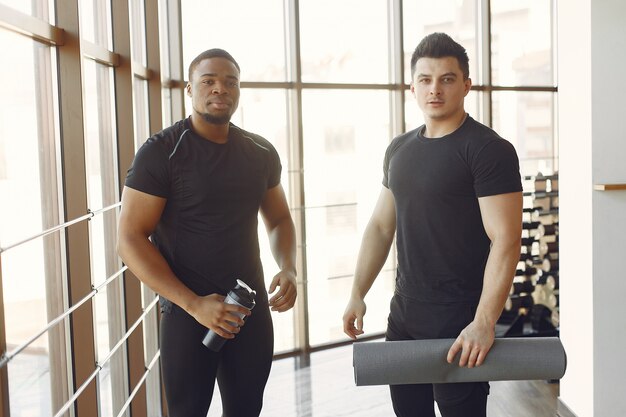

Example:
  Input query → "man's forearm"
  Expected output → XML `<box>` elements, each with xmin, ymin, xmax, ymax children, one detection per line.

<box><xmin>266</xmin><ymin>217</ymin><xmax>297</xmax><ymax>274</ymax></box>
<box><xmin>475</xmin><ymin>238</ymin><xmax>521</xmax><ymax>326</ymax></box>
<box><xmin>351</xmin><ymin>223</ymin><xmax>395</xmax><ymax>300</ymax></box>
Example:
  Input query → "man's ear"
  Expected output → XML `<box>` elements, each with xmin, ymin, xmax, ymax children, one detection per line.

<box><xmin>186</xmin><ymin>82</ymin><xmax>192</xmax><ymax>97</ymax></box>
<box><xmin>464</xmin><ymin>78</ymin><xmax>472</xmax><ymax>95</ymax></box>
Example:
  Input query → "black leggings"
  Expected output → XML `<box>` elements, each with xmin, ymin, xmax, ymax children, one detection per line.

<box><xmin>160</xmin><ymin>297</ymin><xmax>273</xmax><ymax>417</ymax></box>
<box><xmin>386</xmin><ymin>294</ymin><xmax>490</xmax><ymax>417</ymax></box>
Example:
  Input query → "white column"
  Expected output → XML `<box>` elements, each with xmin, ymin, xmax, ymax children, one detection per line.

<box><xmin>558</xmin><ymin>0</ymin><xmax>626</xmax><ymax>416</ymax></box>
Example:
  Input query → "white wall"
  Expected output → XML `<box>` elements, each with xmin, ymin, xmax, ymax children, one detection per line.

<box><xmin>590</xmin><ymin>0</ymin><xmax>626</xmax><ymax>415</ymax></box>
<box><xmin>558</xmin><ymin>0</ymin><xmax>626</xmax><ymax>416</ymax></box>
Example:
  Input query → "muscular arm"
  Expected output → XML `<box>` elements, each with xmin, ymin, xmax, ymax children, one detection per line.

<box><xmin>260</xmin><ymin>184</ymin><xmax>297</xmax><ymax>312</ymax></box>
<box><xmin>117</xmin><ymin>186</ymin><xmax>249</xmax><ymax>338</ymax></box>
<box><xmin>343</xmin><ymin>186</ymin><xmax>397</xmax><ymax>339</ymax></box>
<box><xmin>447</xmin><ymin>191</ymin><xmax>522</xmax><ymax>367</ymax></box>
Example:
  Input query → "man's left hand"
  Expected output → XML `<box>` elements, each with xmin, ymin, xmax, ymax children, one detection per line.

<box><xmin>446</xmin><ymin>319</ymin><xmax>495</xmax><ymax>368</ymax></box>
<box><xmin>268</xmin><ymin>270</ymin><xmax>297</xmax><ymax>312</ymax></box>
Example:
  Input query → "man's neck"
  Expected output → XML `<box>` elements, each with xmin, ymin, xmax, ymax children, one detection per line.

<box><xmin>423</xmin><ymin>111</ymin><xmax>467</xmax><ymax>139</ymax></box>
<box><xmin>190</xmin><ymin>113</ymin><xmax>230</xmax><ymax>143</ymax></box>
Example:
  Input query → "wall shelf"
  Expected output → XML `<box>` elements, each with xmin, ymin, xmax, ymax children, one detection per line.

<box><xmin>594</xmin><ymin>184</ymin><xmax>626</xmax><ymax>191</ymax></box>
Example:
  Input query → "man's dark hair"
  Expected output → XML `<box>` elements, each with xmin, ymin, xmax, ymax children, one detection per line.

<box><xmin>188</xmin><ymin>48</ymin><xmax>240</xmax><ymax>81</ymax></box>
<box><xmin>410</xmin><ymin>33</ymin><xmax>469</xmax><ymax>79</ymax></box>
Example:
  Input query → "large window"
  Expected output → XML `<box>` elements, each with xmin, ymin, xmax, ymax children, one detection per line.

<box><xmin>0</xmin><ymin>1</ymin><xmax>557</xmax><ymax>415</ymax></box>
<box><xmin>0</xmin><ymin>27</ymin><xmax>64</xmax><ymax>417</ymax></box>
<box><xmin>0</xmin><ymin>1</ymin><xmax>167</xmax><ymax>416</ymax></box>
<box><xmin>178</xmin><ymin>0</ymin><xmax>558</xmax><ymax>351</ymax></box>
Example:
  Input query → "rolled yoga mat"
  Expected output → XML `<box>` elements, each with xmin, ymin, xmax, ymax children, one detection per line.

<box><xmin>353</xmin><ymin>337</ymin><xmax>566</xmax><ymax>386</ymax></box>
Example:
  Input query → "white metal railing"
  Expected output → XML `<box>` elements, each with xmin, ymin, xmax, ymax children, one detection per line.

<box><xmin>0</xmin><ymin>200</ymin><xmax>161</xmax><ymax>417</ymax></box>
<box><xmin>0</xmin><ymin>265</ymin><xmax>127</xmax><ymax>369</ymax></box>
<box><xmin>53</xmin><ymin>296</ymin><xmax>159</xmax><ymax>417</ymax></box>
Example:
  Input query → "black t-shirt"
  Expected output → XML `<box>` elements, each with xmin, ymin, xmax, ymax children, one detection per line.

<box><xmin>125</xmin><ymin>118</ymin><xmax>282</xmax><ymax>295</ymax></box>
<box><xmin>383</xmin><ymin>116</ymin><xmax>522</xmax><ymax>304</ymax></box>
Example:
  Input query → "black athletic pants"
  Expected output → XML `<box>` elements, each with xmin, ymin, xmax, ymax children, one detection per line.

<box><xmin>160</xmin><ymin>294</ymin><xmax>273</xmax><ymax>417</ymax></box>
<box><xmin>386</xmin><ymin>293</ymin><xmax>490</xmax><ymax>417</ymax></box>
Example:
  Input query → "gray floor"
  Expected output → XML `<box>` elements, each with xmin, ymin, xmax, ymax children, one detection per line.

<box><xmin>207</xmin><ymin>343</ymin><xmax>565</xmax><ymax>417</ymax></box>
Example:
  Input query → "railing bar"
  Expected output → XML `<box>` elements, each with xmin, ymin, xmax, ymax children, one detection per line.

<box><xmin>93</xmin><ymin>265</ymin><xmax>127</xmax><ymax>293</ymax></box>
<box><xmin>0</xmin><ymin>212</ymin><xmax>92</xmax><ymax>254</ymax></box>
<box><xmin>326</xmin><ymin>267</ymin><xmax>396</xmax><ymax>281</ymax></box>
<box><xmin>115</xmin><ymin>350</ymin><xmax>161</xmax><ymax>417</ymax></box>
<box><xmin>89</xmin><ymin>202</ymin><xmax>122</xmax><ymax>217</ymax></box>
<box><xmin>290</xmin><ymin>202</ymin><xmax>358</xmax><ymax>211</ymax></box>
<box><xmin>0</xmin><ymin>202</ymin><xmax>121</xmax><ymax>254</ymax></box>
<box><xmin>53</xmin><ymin>366</ymin><xmax>101</xmax><ymax>417</ymax></box>
<box><xmin>0</xmin><ymin>287</ymin><xmax>94</xmax><ymax>369</ymax></box>
<box><xmin>96</xmin><ymin>296</ymin><xmax>159</xmax><ymax>369</ymax></box>
<box><xmin>0</xmin><ymin>266</ymin><xmax>128</xmax><ymax>369</ymax></box>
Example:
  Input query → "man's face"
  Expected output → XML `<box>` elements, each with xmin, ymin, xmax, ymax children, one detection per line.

<box><xmin>410</xmin><ymin>56</ymin><xmax>471</xmax><ymax>122</ymax></box>
<box><xmin>187</xmin><ymin>57</ymin><xmax>240</xmax><ymax>125</ymax></box>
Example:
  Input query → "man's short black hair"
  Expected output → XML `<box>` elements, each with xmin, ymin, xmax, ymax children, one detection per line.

<box><xmin>188</xmin><ymin>48</ymin><xmax>240</xmax><ymax>81</ymax></box>
<box><xmin>410</xmin><ymin>33</ymin><xmax>469</xmax><ymax>79</ymax></box>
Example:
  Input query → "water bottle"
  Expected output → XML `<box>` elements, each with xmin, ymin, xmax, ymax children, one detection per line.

<box><xmin>202</xmin><ymin>279</ymin><xmax>256</xmax><ymax>352</ymax></box>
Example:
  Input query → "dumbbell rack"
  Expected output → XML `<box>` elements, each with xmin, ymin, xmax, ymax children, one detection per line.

<box><xmin>497</xmin><ymin>173</ymin><xmax>560</xmax><ymax>337</ymax></box>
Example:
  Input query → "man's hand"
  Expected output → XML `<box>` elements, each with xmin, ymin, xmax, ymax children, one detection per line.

<box><xmin>343</xmin><ymin>297</ymin><xmax>366</xmax><ymax>340</ymax></box>
<box><xmin>446</xmin><ymin>318</ymin><xmax>495</xmax><ymax>368</ymax></box>
<box><xmin>268</xmin><ymin>270</ymin><xmax>297</xmax><ymax>312</ymax></box>
<box><xmin>189</xmin><ymin>293</ymin><xmax>251</xmax><ymax>339</ymax></box>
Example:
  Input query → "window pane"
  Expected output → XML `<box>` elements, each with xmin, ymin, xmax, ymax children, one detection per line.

<box><xmin>231</xmin><ymin>89</ymin><xmax>295</xmax><ymax>352</ymax></box>
<box><xmin>492</xmin><ymin>91</ymin><xmax>556</xmax><ymax>176</ymax></box>
<box><xmin>132</xmin><ymin>77</ymin><xmax>163</xmax><ymax>416</ymax></box>
<box><xmin>83</xmin><ymin>58</ymin><xmax>127</xmax><ymax>417</ymax></box>
<box><xmin>491</xmin><ymin>1</ymin><xmax>554</xmax><ymax>86</ymax></box>
<box><xmin>157</xmin><ymin>0</ymin><xmax>170</xmax><ymax>80</ymax></box>
<box><xmin>0</xmin><ymin>28</ymin><xmax>64</xmax><ymax>417</ymax></box>
<box><xmin>133</xmin><ymin>78</ymin><xmax>150</xmax><ymax>149</ymax></box>
<box><xmin>403</xmin><ymin>0</ymin><xmax>478</xmax><ymax>84</ymax></box>
<box><xmin>302</xmin><ymin>90</ymin><xmax>394</xmax><ymax>346</ymax></box>
<box><xmin>181</xmin><ymin>0</ymin><xmax>287</xmax><ymax>82</ymax></box>
<box><xmin>141</xmin><ymin>295</ymin><xmax>161</xmax><ymax>417</ymax></box>
<box><xmin>300</xmin><ymin>0</ymin><xmax>389</xmax><ymax>83</ymax></box>
<box><xmin>130</xmin><ymin>0</ymin><xmax>147</xmax><ymax>67</ymax></box>
<box><xmin>404</xmin><ymin>88</ymin><xmax>425</xmax><ymax>132</ymax></box>
<box><xmin>82</xmin><ymin>59</ymin><xmax>120</xmax><ymax>286</ymax></box>
<box><xmin>93</xmin><ymin>289</ymin><xmax>127</xmax><ymax>417</ymax></box>
<box><xmin>79</xmin><ymin>0</ymin><xmax>113</xmax><ymax>49</ymax></box>
<box><xmin>158</xmin><ymin>0</ymin><xmax>172</xmax><ymax>127</ymax></box>
<box><xmin>0</xmin><ymin>0</ymin><xmax>53</xmax><ymax>21</ymax></box>
<box><xmin>2</xmin><ymin>242</ymin><xmax>53</xmax><ymax>416</ymax></box>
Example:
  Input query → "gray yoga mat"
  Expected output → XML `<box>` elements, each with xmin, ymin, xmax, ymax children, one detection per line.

<box><xmin>353</xmin><ymin>337</ymin><xmax>566</xmax><ymax>386</ymax></box>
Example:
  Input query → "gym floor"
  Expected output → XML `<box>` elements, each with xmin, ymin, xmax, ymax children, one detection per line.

<box><xmin>207</xmin><ymin>343</ymin><xmax>574</xmax><ymax>417</ymax></box>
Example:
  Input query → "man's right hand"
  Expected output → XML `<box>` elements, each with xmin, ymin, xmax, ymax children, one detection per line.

<box><xmin>188</xmin><ymin>293</ymin><xmax>251</xmax><ymax>339</ymax></box>
<box><xmin>342</xmin><ymin>298</ymin><xmax>366</xmax><ymax>340</ymax></box>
